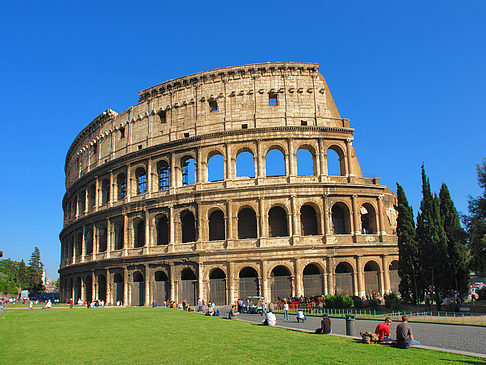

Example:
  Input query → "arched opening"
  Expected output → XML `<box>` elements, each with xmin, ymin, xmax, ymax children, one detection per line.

<box><xmin>85</xmin><ymin>275</ymin><xmax>92</xmax><ymax>303</ymax></box>
<box><xmin>270</xmin><ymin>266</ymin><xmax>292</xmax><ymax>302</ymax></box>
<box><xmin>78</xmin><ymin>191</ymin><xmax>86</xmax><ymax>213</ymax></box>
<box><xmin>136</xmin><ymin>167</ymin><xmax>147</xmax><ymax>195</ymax></box>
<box><xmin>85</xmin><ymin>229</ymin><xmax>93</xmax><ymax>255</ymax></box>
<box><xmin>114</xmin><ymin>222</ymin><xmax>124</xmax><ymax>250</ymax></box>
<box><xmin>117</xmin><ymin>173</ymin><xmax>127</xmax><ymax>200</ymax></box>
<box><xmin>209</xmin><ymin>210</ymin><xmax>225</xmax><ymax>241</ymax></box>
<box><xmin>209</xmin><ymin>268</ymin><xmax>227</xmax><ymax>305</ymax></box>
<box><xmin>266</xmin><ymin>148</ymin><xmax>285</xmax><ymax>177</ymax></box>
<box><xmin>238</xmin><ymin>208</ymin><xmax>257</xmax><ymax>239</ymax></box>
<box><xmin>113</xmin><ymin>273</ymin><xmax>124</xmax><ymax>304</ymax></box>
<box><xmin>236</xmin><ymin>151</ymin><xmax>255</xmax><ymax>178</ymax></box>
<box><xmin>131</xmin><ymin>271</ymin><xmax>145</xmax><ymax>306</ymax></box>
<box><xmin>181</xmin><ymin>156</ymin><xmax>195</xmax><ymax>186</ymax></box>
<box><xmin>74</xmin><ymin>277</ymin><xmax>82</xmax><ymax>302</ymax></box>
<box><xmin>335</xmin><ymin>262</ymin><xmax>354</xmax><ymax>296</ymax></box>
<box><xmin>97</xmin><ymin>274</ymin><xmax>106</xmax><ymax>302</ymax></box>
<box><xmin>364</xmin><ymin>261</ymin><xmax>381</xmax><ymax>295</ymax></box>
<box><xmin>76</xmin><ymin>233</ymin><xmax>82</xmax><ymax>257</ymax></box>
<box><xmin>181</xmin><ymin>210</ymin><xmax>196</xmax><ymax>243</ymax></box>
<box><xmin>389</xmin><ymin>260</ymin><xmax>399</xmax><ymax>293</ymax></box>
<box><xmin>134</xmin><ymin>219</ymin><xmax>145</xmax><ymax>248</ymax></box>
<box><xmin>179</xmin><ymin>268</ymin><xmax>197</xmax><ymax>306</ymax></box>
<box><xmin>300</xmin><ymin>205</ymin><xmax>319</xmax><ymax>236</ymax></box>
<box><xmin>268</xmin><ymin>206</ymin><xmax>288</xmax><ymax>237</ymax></box>
<box><xmin>158</xmin><ymin>161</ymin><xmax>170</xmax><ymax>191</ymax></box>
<box><xmin>360</xmin><ymin>203</ymin><xmax>377</xmax><ymax>234</ymax></box>
<box><xmin>208</xmin><ymin>153</ymin><xmax>224</xmax><ymax>182</ymax></box>
<box><xmin>98</xmin><ymin>225</ymin><xmax>107</xmax><ymax>252</ymax></box>
<box><xmin>332</xmin><ymin>203</ymin><xmax>351</xmax><ymax>234</ymax></box>
<box><xmin>101</xmin><ymin>179</ymin><xmax>110</xmax><ymax>205</ymax></box>
<box><xmin>154</xmin><ymin>271</ymin><xmax>169</xmax><ymax>304</ymax></box>
<box><xmin>297</xmin><ymin>148</ymin><xmax>315</xmax><ymax>176</ymax></box>
<box><xmin>327</xmin><ymin>146</ymin><xmax>345</xmax><ymax>176</ymax></box>
<box><xmin>303</xmin><ymin>264</ymin><xmax>323</xmax><ymax>297</ymax></box>
<box><xmin>239</xmin><ymin>267</ymin><xmax>259</xmax><ymax>299</ymax></box>
<box><xmin>88</xmin><ymin>184</ymin><xmax>96</xmax><ymax>210</ymax></box>
<box><xmin>156</xmin><ymin>215</ymin><xmax>169</xmax><ymax>245</ymax></box>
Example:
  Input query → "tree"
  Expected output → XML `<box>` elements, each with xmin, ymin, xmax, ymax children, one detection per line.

<box><xmin>415</xmin><ymin>165</ymin><xmax>449</xmax><ymax>301</ymax></box>
<box><xmin>28</xmin><ymin>247</ymin><xmax>44</xmax><ymax>294</ymax></box>
<box><xmin>395</xmin><ymin>183</ymin><xmax>419</xmax><ymax>304</ymax></box>
<box><xmin>439</xmin><ymin>183</ymin><xmax>470</xmax><ymax>297</ymax></box>
<box><xmin>465</xmin><ymin>158</ymin><xmax>486</xmax><ymax>272</ymax></box>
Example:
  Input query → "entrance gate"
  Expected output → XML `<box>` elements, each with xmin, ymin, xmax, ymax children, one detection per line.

<box><xmin>131</xmin><ymin>271</ymin><xmax>144</xmax><ymax>306</ymax></box>
<box><xmin>270</xmin><ymin>266</ymin><xmax>292</xmax><ymax>302</ymax></box>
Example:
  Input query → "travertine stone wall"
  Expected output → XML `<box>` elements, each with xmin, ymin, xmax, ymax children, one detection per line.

<box><xmin>59</xmin><ymin>62</ymin><xmax>398</xmax><ymax>307</ymax></box>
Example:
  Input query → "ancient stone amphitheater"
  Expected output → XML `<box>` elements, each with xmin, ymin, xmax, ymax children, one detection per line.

<box><xmin>59</xmin><ymin>62</ymin><xmax>399</xmax><ymax>306</ymax></box>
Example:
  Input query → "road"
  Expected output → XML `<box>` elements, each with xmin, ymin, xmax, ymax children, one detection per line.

<box><xmin>237</xmin><ymin>312</ymin><xmax>486</xmax><ymax>355</ymax></box>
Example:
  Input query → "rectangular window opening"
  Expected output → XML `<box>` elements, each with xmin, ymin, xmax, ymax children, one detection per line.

<box><xmin>242</xmin><ymin>124</ymin><xmax>248</xmax><ymax>129</ymax></box>
<box><xmin>138</xmin><ymin>145</ymin><xmax>143</xmax><ymax>150</ymax></box>
<box><xmin>301</xmin><ymin>120</ymin><xmax>308</xmax><ymax>126</ymax></box>
<box><xmin>184</xmin><ymin>132</ymin><xmax>190</xmax><ymax>138</ymax></box>
<box><xmin>269</xmin><ymin>93</ymin><xmax>278</xmax><ymax>106</ymax></box>
<box><xmin>120</xmin><ymin>127</ymin><xmax>125</xmax><ymax>138</ymax></box>
<box><xmin>209</xmin><ymin>99</ymin><xmax>218</xmax><ymax>112</ymax></box>
<box><xmin>158</xmin><ymin>110</ymin><xmax>167</xmax><ymax>123</ymax></box>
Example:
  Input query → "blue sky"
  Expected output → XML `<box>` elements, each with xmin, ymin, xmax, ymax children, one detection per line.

<box><xmin>1</xmin><ymin>1</ymin><xmax>484</xmax><ymax>279</ymax></box>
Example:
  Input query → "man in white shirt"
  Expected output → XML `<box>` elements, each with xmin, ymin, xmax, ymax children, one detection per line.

<box><xmin>263</xmin><ymin>309</ymin><xmax>277</xmax><ymax>326</ymax></box>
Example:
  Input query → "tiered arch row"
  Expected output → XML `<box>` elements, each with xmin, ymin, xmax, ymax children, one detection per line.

<box><xmin>61</xmin><ymin>257</ymin><xmax>399</xmax><ymax>306</ymax></box>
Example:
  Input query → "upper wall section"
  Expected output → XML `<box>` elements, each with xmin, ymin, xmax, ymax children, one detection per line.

<box><xmin>65</xmin><ymin>62</ymin><xmax>347</xmax><ymax>188</ymax></box>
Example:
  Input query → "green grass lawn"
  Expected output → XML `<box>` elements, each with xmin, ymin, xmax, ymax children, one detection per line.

<box><xmin>0</xmin><ymin>307</ymin><xmax>484</xmax><ymax>364</ymax></box>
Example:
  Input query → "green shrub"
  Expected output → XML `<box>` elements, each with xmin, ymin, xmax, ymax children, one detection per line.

<box><xmin>324</xmin><ymin>295</ymin><xmax>353</xmax><ymax>309</ymax></box>
<box><xmin>367</xmin><ymin>299</ymin><xmax>380</xmax><ymax>308</ymax></box>
<box><xmin>384</xmin><ymin>292</ymin><xmax>402</xmax><ymax>310</ymax></box>
<box><xmin>352</xmin><ymin>296</ymin><xmax>363</xmax><ymax>309</ymax></box>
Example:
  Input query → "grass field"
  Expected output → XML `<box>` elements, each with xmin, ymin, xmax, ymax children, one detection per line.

<box><xmin>1</xmin><ymin>307</ymin><xmax>485</xmax><ymax>364</ymax></box>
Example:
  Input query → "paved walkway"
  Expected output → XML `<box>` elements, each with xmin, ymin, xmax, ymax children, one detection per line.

<box><xmin>237</xmin><ymin>312</ymin><xmax>486</xmax><ymax>355</ymax></box>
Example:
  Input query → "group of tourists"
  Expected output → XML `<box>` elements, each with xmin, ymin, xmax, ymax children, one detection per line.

<box><xmin>373</xmin><ymin>315</ymin><xmax>421</xmax><ymax>348</ymax></box>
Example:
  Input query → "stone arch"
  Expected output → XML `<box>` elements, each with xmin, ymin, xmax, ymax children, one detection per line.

<box><xmin>303</xmin><ymin>263</ymin><xmax>324</xmax><ymax>297</ymax></box>
<box><xmin>389</xmin><ymin>260</ymin><xmax>399</xmax><ymax>293</ymax></box>
<box><xmin>270</xmin><ymin>265</ymin><xmax>292</xmax><ymax>302</ymax></box>
<box><xmin>268</xmin><ymin>206</ymin><xmax>288</xmax><ymax>237</ymax></box>
<box><xmin>85</xmin><ymin>227</ymin><xmax>93</xmax><ymax>255</ymax></box>
<box><xmin>181</xmin><ymin>210</ymin><xmax>196</xmax><ymax>243</ymax></box>
<box><xmin>97</xmin><ymin>223</ymin><xmax>107</xmax><ymax>253</ymax></box>
<box><xmin>135</xmin><ymin>167</ymin><xmax>147</xmax><ymax>195</ymax></box>
<box><xmin>154</xmin><ymin>270</ymin><xmax>169</xmax><ymax>304</ymax></box>
<box><xmin>335</xmin><ymin>262</ymin><xmax>354</xmax><ymax>296</ymax></box>
<box><xmin>360</xmin><ymin>202</ymin><xmax>377</xmax><ymax>234</ymax></box>
<box><xmin>238</xmin><ymin>207</ymin><xmax>257</xmax><ymax>239</ymax></box>
<box><xmin>131</xmin><ymin>270</ymin><xmax>145</xmax><ymax>306</ymax></box>
<box><xmin>74</xmin><ymin>276</ymin><xmax>82</xmax><ymax>302</ymax></box>
<box><xmin>116</xmin><ymin>172</ymin><xmax>127</xmax><ymax>200</ymax></box>
<box><xmin>133</xmin><ymin>218</ymin><xmax>145</xmax><ymax>248</ymax></box>
<box><xmin>236</xmin><ymin>148</ymin><xmax>255</xmax><ymax>178</ymax></box>
<box><xmin>101</xmin><ymin>178</ymin><xmax>110</xmax><ymax>205</ymax></box>
<box><xmin>300</xmin><ymin>204</ymin><xmax>319</xmax><ymax>236</ymax></box>
<box><xmin>209</xmin><ymin>268</ymin><xmax>227</xmax><ymax>305</ymax></box>
<box><xmin>76</xmin><ymin>232</ymin><xmax>83</xmax><ymax>257</ymax></box>
<box><xmin>364</xmin><ymin>260</ymin><xmax>381</xmax><ymax>295</ymax></box>
<box><xmin>155</xmin><ymin>214</ymin><xmax>169</xmax><ymax>245</ymax></box>
<box><xmin>113</xmin><ymin>272</ymin><xmax>124</xmax><ymax>304</ymax></box>
<box><xmin>327</xmin><ymin>145</ymin><xmax>346</xmax><ymax>176</ymax></box>
<box><xmin>331</xmin><ymin>202</ymin><xmax>351</xmax><ymax>234</ymax></box>
<box><xmin>266</xmin><ymin>146</ymin><xmax>286</xmax><ymax>177</ymax></box>
<box><xmin>207</xmin><ymin>151</ymin><xmax>224</xmax><ymax>182</ymax></box>
<box><xmin>239</xmin><ymin>266</ymin><xmax>259</xmax><ymax>299</ymax></box>
<box><xmin>114</xmin><ymin>220</ymin><xmax>124</xmax><ymax>250</ymax></box>
<box><xmin>97</xmin><ymin>274</ymin><xmax>107</xmax><ymax>302</ymax></box>
<box><xmin>208</xmin><ymin>209</ymin><xmax>225</xmax><ymax>241</ymax></box>
<box><xmin>157</xmin><ymin>159</ymin><xmax>170</xmax><ymax>191</ymax></box>
<box><xmin>179</xmin><ymin>268</ymin><xmax>197</xmax><ymax>306</ymax></box>
<box><xmin>85</xmin><ymin>275</ymin><xmax>92</xmax><ymax>303</ymax></box>
<box><xmin>181</xmin><ymin>155</ymin><xmax>195</xmax><ymax>186</ymax></box>
<box><xmin>297</xmin><ymin>145</ymin><xmax>316</xmax><ymax>176</ymax></box>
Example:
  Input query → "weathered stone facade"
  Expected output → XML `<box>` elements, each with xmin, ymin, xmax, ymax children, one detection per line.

<box><xmin>59</xmin><ymin>62</ymin><xmax>399</xmax><ymax>306</ymax></box>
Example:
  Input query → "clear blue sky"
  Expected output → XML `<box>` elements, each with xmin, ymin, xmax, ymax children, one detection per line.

<box><xmin>1</xmin><ymin>1</ymin><xmax>484</xmax><ymax>280</ymax></box>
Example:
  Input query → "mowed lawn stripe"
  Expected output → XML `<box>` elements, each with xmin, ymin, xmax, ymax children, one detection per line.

<box><xmin>0</xmin><ymin>307</ymin><xmax>484</xmax><ymax>364</ymax></box>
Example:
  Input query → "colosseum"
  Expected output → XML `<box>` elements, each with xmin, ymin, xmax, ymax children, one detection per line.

<box><xmin>59</xmin><ymin>62</ymin><xmax>399</xmax><ymax>307</ymax></box>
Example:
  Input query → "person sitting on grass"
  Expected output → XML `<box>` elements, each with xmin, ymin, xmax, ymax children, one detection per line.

<box><xmin>375</xmin><ymin>317</ymin><xmax>393</xmax><ymax>343</ymax></box>
<box><xmin>262</xmin><ymin>306</ymin><xmax>277</xmax><ymax>326</ymax></box>
<box><xmin>315</xmin><ymin>314</ymin><xmax>332</xmax><ymax>334</ymax></box>
<box><xmin>228</xmin><ymin>305</ymin><xmax>239</xmax><ymax>319</ymax></box>
<box><xmin>296</xmin><ymin>310</ymin><xmax>306</xmax><ymax>323</ymax></box>
<box><xmin>396</xmin><ymin>315</ymin><xmax>421</xmax><ymax>348</ymax></box>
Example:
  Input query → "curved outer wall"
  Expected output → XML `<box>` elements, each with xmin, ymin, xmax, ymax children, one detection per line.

<box><xmin>60</xmin><ymin>62</ymin><xmax>398</xmax><ymax>306</ymax></box>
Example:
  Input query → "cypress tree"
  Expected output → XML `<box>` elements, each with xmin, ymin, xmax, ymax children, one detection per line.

<box><xmin>465</xmin><ymin>158</ymin><xmax>486</xmax><ymax>271</ymax></box>
<box><xmin>28</xmin><ymin>247</ymin><xmax>44</xmax><ymax>294</ymax></box>
<box><xmin>395</xmin><ymin>183</ymin><xmax>419</xmax><ymax>304</ymax></box>
<box><xmin>439</xmin><ymin>183</ymin><xmax>470</xmax><ymax>297</ymax></box>
<box><xmin>415</xmin><ymin>165</ymin><xmax>449</xmax><ymax>299</ymax></box>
